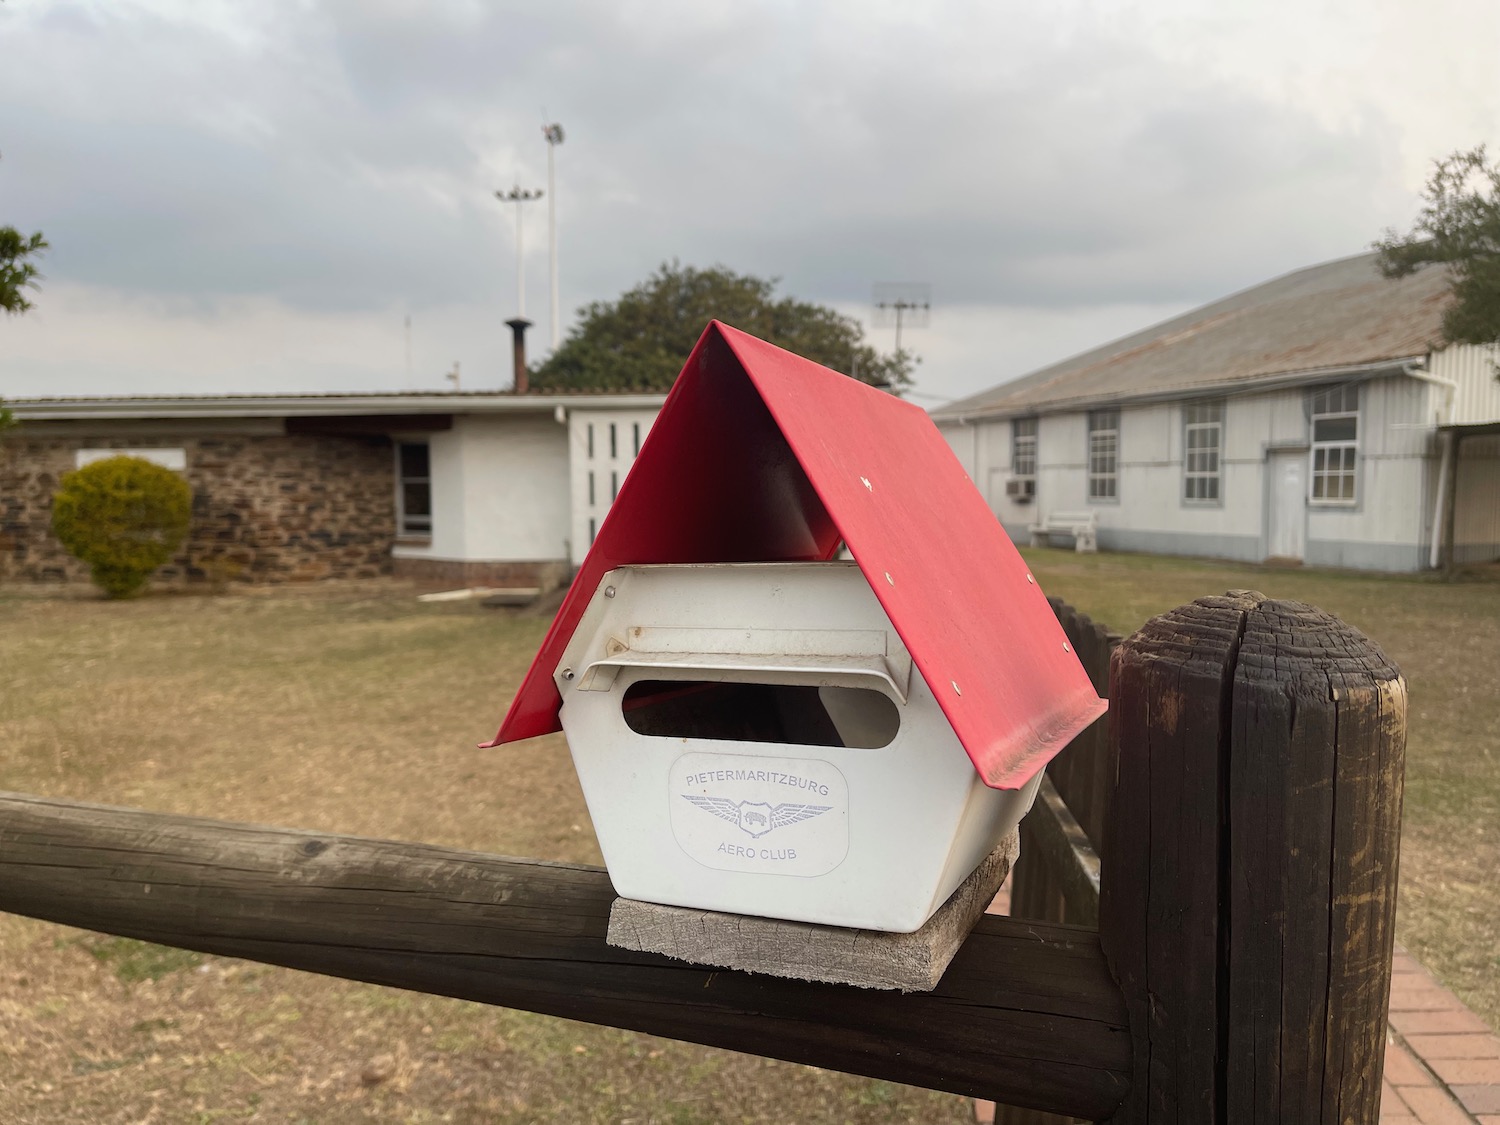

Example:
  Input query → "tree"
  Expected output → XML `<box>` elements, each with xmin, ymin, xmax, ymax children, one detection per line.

<box><xmin>2</xmin><ymin>141</ymin><xmax>50</xmax><ymax>436</ymax></box>
<box><xmin>52</xmin><ymin>456</ymin><xmax>193</xmax><ymax>598</ymax></box>
<box><xmin>1</xmin><ymin>226</ymin><xmax>48</xmax><ymax>315</ymax></box>
<box><xmin>1374</xmin><ymin>145</ymin><xmax>1500</xmax><ymax>347</ymax></box>
<box><xmin>530</xmin><ymin>262</ymin><xmax>914</xmax><ymax>393</ymax></box>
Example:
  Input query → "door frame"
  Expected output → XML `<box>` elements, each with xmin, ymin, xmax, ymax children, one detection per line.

<box><xmin>1264</xmin><ymin>444</ymin><xmax>1309</xmax><ymax>562</ymax></box>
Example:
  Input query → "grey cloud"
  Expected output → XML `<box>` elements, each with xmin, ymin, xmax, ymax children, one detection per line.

<box><xmin>547</xmin><ymin>38</ymin><xmax>1398</xmax><ymax>309</ymax></box>
<box><xmin>0</xmin><ymin>0</ymin><xmax>1412</xmax><ymax>336</ymax></box>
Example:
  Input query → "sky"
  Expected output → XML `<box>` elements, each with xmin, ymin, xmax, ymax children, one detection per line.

<box><xmin>1</xmin><ymin>0</ymin><xmax>1497</xmax><ymax>407</ymax></box>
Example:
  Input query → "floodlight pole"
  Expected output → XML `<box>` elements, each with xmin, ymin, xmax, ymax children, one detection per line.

<box><xmin>876</xmin><ymin>299</ymin><xmax>929</xmax><ymax>356</ymax></box>
<box><xmin>543</xmin><ymin>123</ymin><xmax>565</xmax><ymax>350</ymax></box>
<box><xmin>496</xmin><ymin>185</ymin><xmax>544</xmax><ymax>319</ymax></box>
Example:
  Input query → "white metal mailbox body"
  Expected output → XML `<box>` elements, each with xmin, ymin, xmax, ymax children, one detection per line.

<box><xmin>554</xmin><ymin>561</ymin><xmax>1041</xmax><ymax>933</ymax></box>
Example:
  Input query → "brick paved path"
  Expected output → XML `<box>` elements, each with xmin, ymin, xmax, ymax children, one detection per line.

<box><xmin>1383</xmin><ymin>946</ymin><xmax>1500</xmax><ymax>1124</ymax></box>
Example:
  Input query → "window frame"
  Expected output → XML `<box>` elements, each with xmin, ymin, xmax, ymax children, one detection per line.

<box><xmin>1308</xmin><ymin>384</ymin><xmax>1360</xmax><ymax>506</ymax></box>
<box><xmin>1182</xmin><ymin>400</ymin><xmax>1224</xmax><ymax>505</ymax></box>
<box><xmin>1009</xmin><ymin>417</ymin><xmax>1038</xmax><ymax>502</ymax></box>
<box><xmin>395</xmin><ymin>440</ymin><xmax>433</xmax><ymax>539</ymax></box>
<box><xmin>1087</xmin><ymin>408</ymin><xmax>1119</xmax><ymax>503</ymax></box>
<box><xmin>1011</xmin><ymin>417</ymin><xmax>1038</xmax><ymax>476</ymax></box>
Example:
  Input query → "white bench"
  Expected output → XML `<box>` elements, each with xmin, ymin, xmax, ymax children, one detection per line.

<box><xmin>1028</xmin><ymin>510</ymin><xmax>1098</xmax><ymax>553</ymax></box>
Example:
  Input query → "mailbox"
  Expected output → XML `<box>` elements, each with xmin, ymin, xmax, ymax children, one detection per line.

<box><xmin>489</xmin><ymin>322</ymin><xmax>1106</xmax><ymax>933</ymax></box>
<box><xmin>554</xmin><ymin>560</ymin><xmax>1045</xmax><ymax>931</ymax></box>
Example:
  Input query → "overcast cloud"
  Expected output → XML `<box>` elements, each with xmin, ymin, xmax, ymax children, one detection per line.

<box><xmin>2</xmin><ymin>0</ymin><xmax>1497</xmax><ymax>404</ymax></box>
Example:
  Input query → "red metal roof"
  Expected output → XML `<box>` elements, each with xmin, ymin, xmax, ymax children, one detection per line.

<box><xmin>488</xmin><ymin>322</ymin><xmax>1106</xmax><ymax>789</ymax></box>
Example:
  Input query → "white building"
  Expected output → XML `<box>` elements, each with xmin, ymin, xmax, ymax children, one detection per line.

<box><xmin>3</xmin><ymin>391</ymin><xmax>666</xmax><ymax>588</ymax></box>
<box><xmin>933</xmin><ymin>253</ymin><xmax>1500</xmax><ymax>572</ymax></box>
<box><xmin>387</xmin><ymin>395</ymin><xmax>667</xmax><ymax>582</ymax></box>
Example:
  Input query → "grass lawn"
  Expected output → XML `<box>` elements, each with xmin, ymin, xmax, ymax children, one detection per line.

<box><xmin>0</xmin><ymin>553</ymin><xmax>1495</xmax><ymax>1121</ymax></box>
<box><xmin>0</xmin><ymin>581</ymin><xmax>974</xmax><ymax>1125</ymax></box>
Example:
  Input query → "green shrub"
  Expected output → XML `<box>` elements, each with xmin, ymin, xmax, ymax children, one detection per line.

<box><xmin>51</xmin><ymin>455</ymin><xmax>193</xmax><ymax>598</ymax></box>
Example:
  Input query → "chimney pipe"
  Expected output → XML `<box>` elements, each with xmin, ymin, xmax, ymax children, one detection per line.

<box><xmin>505</xmin><ymin>317</ymin><xmax>532</xmax><ymax>394</ymax></box>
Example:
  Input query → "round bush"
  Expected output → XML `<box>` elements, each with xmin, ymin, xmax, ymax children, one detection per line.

<box><xmin>51</xmin><ymin>455</ymin><xmax>193</xmax><ymax>598</ymax></box>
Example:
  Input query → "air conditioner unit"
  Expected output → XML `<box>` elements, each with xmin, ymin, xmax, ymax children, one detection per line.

<box><xmin>1005</xmin><ymin>478</ymin><xmax>1036</xmax><ymax>504</ymax></box>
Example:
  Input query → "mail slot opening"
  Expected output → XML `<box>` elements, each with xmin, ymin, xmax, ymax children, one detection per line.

<box><xmin>621</xmin><ymin>680</ymin><xmax>900</xmax><ymax>749</ymax></box>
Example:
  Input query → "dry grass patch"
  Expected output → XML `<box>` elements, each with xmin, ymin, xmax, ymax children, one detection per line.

<box><xmin>4</xmin><ymin>556</ymin><xmax>1493</xmax><ymax>1121</ymax></box>
<box><xmin>0</xmin><ymin>581</ymin><xmax>971</xmax><ymax>1124</ymax></box>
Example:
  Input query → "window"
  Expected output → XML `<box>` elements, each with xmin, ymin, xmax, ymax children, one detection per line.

<box><xmin>1183</xmin><ymin>401</ymin><xmax>1223</xmax><ymax>502</ymax></box>
<box><xmin>396</xmin><ymin>441</ymin><xmax>432</xmax><ymax>537</ymax></box>
<box><xmin>1087</xmin><ymin>409</ymin><xmax>1119</xmax><ymax>501</ymax></box>
<box><xmin>610</xmin><ymin>422</ymin><xmax>618</xmax><ymax>459</ymax></box>
<box><xmin>1012</xmin><ymin>418</ymin><xmax>1037</xmax><ymax>477</ymax></box>
<box><xmin>1309</xmin><ymin>385</ymin><xmax>1359</xmax><ymax>503</ymax></box>
<box><xmin>1009</xmin><ymin>418</ymin><xmax>1038</xmax><ymax>502</ymax></box>
<box><xmin>633</xmin><ymin>422</ymin><xmax>642</xmax><ymax>456</ymax></box>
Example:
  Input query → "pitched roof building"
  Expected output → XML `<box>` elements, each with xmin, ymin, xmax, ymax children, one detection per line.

<box><xmin>933</xmin><ymin>252</ymin><xmax>1500</xmax><ymax>571</ymax></box>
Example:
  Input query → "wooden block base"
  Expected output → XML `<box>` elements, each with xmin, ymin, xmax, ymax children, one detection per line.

<box><xmin>606</xmin><ymin>831</ymin><xmax>1019</xmax><ymax>992</ymax></box>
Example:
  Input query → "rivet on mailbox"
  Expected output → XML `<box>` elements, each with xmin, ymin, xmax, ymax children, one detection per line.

<box><xmin>487</xmin><ymin>322</ymin><xmax>1106</xmax><ymax>935</ymax></box>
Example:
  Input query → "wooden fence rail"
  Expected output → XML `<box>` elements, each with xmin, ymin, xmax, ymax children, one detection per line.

<box><xmin>0</xmin><ymin>791</ymin><xmax>1131</xmax><ymax>1121</ymax></box>
<box><xmin>0</xmin><ymin>591</ymin><xmax>1406</xmax><ymax>1125</ymax></box>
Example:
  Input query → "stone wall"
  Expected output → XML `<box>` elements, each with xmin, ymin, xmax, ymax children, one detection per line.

<box><xmin>0</xmin><ymin>432</ymin><xmax>397</xmax><ymax>585</ymax></box>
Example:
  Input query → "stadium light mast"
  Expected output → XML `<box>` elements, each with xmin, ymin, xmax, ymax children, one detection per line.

<box><xmin>542</xmin><ymin>123</ymin><xmax>565</xmax><ymax>349</ymax></box>
<box><xmin>496</xmin><ymin>184</ymin><xmax>544</xmax><ymax>318</ymax></box>
<box><xmin>873</xmin><ymin>282</ymin><xmax>932</xmax><ymax>356</ymax></box>
<box><xmin>496</xmin><ymin>184</ymin><xmax>544</xmax><ymax>394</ymax></box>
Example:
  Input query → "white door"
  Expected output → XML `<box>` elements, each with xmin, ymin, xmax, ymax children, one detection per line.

<box><xmin>1267</xmin><ymin>451</ymin><xmax>1306</xmax><ymax>561</ymax></box>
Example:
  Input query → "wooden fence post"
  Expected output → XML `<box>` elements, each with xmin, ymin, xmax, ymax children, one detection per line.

<box><xmin>1099</xmin><ymin>592</ymin><xmax>1406</xmax><ymax>1125</ymax></box>
<box><xmin>1008</xmin><ymin>599</ymin><xmax>1119</xmax><ymax>931</ymax></box>
<box><xmin>995</xmin><ymin>599</ymin><xmax>1120</xmax><ymax>1125</ymax></box>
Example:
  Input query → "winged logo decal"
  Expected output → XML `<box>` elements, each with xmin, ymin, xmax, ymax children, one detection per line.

<box><xmin>683</xmin><ymin>795</ymin><xmax>832</xmax><ymax>839</ymax></box>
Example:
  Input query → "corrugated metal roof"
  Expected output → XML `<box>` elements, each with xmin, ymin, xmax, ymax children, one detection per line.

<box><xmin>933</xmin><ymin>252</ymin><xmax>1454</xmax><ymax>420</ymax></box>
<box><xmin>6</xmin><ymin>389</ymin><xmax>668</xmax><ymax>421</ymax></box>
<box><xmin>8</xmin><ymin>389</ymin><xmax>666</xmax><ymax>403</ymax></box>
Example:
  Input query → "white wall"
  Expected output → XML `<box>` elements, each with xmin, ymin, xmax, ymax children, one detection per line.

<box><xmin>567</xmin><ymin>408</ymin><xmax>661</xmax><ymax>566</ymax></box>
<box><xmin>392</xmin><ymin>413</ymin><xmax>571</xmax><ymax>565</ymax></box>
<box><xmin>1454</xmin><ymin>434</ymin><xmax>1500</xmax><ymax>563</ymax></box>
<box><xmin>461</xmin><ymin>413</ymin><xmax>571</xmax><ymax>560</ymax></box>
<box><xmin>1304</xmin><ymin>375</ymin><xmax>1433</xmax><ymax>560</ymax></box>
<box><xmin>939</xmin><ymin>373</ymin><xmax>1440</xmax><ymax>570</ymax></box>
<box><xmin>1431</xmin><ymin>343</ymin><xmax>1500</xmax><ymax>426</ymax></box>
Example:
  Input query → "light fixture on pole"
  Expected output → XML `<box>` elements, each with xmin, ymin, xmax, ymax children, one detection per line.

<box><xmin>873</xmin><ymin>282</ymin><xmax>932</xmax><ymax>356</ymax></box>
<box><xmin>542</xmin><ymin>123</ymin><xmax>565</xmax><ymax>350</ymax></box>
<box><xmin>496</xmin><ymin>184</ymin><xmax>544</xmax><ymax>317</ymax></box>
<box><xmin>497</xmin><ymin>184</ymin><xmax>544</xmax><ymax>394</ymax></box>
